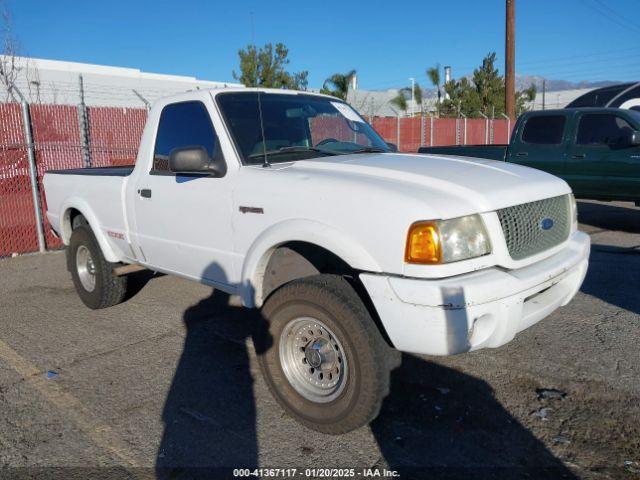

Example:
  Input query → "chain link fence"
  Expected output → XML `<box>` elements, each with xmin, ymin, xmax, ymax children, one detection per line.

<box><xmin>0</xmin><ymin>99</ymin><xmax>512</xmax><ymax>258</ymax></box>
<box><xmin>0</xmin><ymin>103</ymin><xmax>38</xmax><ymax>256</ymax></box>
<box><xmin>371</xmin><ymin>115</ymin><xmax>512</xmax><ymax>152</ymax></box>
<box><xmin>0</xmin><ymin>101</ymin><xmax>148</xmax><ymax>256</ymax></box>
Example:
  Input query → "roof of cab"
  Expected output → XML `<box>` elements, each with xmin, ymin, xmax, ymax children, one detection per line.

<box><xmin>526</xmin><ymin>107</ymin><xmax>635</xmax><ymax>115</ymax></box>
<box><xmin>156</xmin><ymin>86</ymin><xmax>340</xmax><ymax>105</ymax></box>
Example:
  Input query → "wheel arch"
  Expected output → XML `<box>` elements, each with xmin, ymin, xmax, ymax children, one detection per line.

<box><xmin>60</xmin><ymin>198</ymin><xmax>119</xmax><ymax>263</ymax></box>
<box><xmin>240</xmin><ymin>219</ymin><xmax>382</xmax><ymax>309</ymax></box>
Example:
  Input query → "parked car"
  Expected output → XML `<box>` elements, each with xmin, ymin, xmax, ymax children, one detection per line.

<box><xmin>43</xmin><ymin>89</ymin><xmax>590</xmax><ymax>434</ymax></box>
<box><xmin>419</xmin><ymin>108</ymin><xmax>640</xmax><ymax>205</ymax></box>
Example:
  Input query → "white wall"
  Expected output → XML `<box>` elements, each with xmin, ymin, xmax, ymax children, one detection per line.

<box><xmin>0</xmin><ymin>56</ymin><xmax>243</xmax><ymax>107</ymax></box>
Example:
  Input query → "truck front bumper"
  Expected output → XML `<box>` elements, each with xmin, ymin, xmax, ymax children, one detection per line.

<box><xmin>360</xmin><ymin>231</ymin><xmax>590</xmax><ymax>356</ymax></box>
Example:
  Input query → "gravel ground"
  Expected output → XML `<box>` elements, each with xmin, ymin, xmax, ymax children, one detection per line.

<box><xmin>0</xmin><ymin>200</ymin><xmax>638</xmax><ymax>480</ymax></box>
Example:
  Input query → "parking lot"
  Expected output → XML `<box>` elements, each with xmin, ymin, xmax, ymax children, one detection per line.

<box><xmin>0</xmin><ymin>200</ymin><xmax>638</xmax><ymax>479</ymax></box>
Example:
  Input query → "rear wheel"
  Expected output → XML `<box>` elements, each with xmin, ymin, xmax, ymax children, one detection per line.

<box><xmin>68</xmin><ymin>224</ymin><xmax>127</xmax><ymax>309</ymax></box>
<box><xmin>255</xmin><ymin>274</ymin><xmax>396</xmax><ymax>434</ymax></box>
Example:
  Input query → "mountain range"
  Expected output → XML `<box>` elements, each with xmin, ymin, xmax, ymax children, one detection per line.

<box><xmin>395</xmin><ymin>76</ymin><xmax>626</xmax><ymax>97</ymax></box>
<box><xmin>514</xmin><ymin>76</ymin><xmax>622</xmax><ymax>92</ymax></box>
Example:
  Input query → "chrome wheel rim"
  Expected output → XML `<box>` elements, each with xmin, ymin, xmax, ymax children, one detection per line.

<box><xmin>76</xmin><ymin>245</ymin><xmax>96</xmax><ymax>292</ymax></box>
<box><xmin>279</xmin><ymin>317</ymin><xmax>348</xmax><ymax>403</ymax></box>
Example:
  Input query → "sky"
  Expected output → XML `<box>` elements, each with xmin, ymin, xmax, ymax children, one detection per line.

<box><xmin>8</xmin><ymin>0</ymin><xmax>640</xmax><ymax>91</ymax></box>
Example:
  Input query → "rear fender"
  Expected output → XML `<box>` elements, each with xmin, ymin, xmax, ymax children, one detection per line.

<box><xmin>60</xmin><ymin>198</ymin><xmax>119</xmax><ymax>263</ymax></box>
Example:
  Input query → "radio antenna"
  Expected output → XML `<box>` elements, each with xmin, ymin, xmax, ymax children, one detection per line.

<box><xmin>257</xmin><ymin>90</ymin><xmax>270</xmax><ymax>168</ymax></box>
<box><xmin>249</xmin><ymin>11</ymin><xmax>269</xmax><ymax>167</ymax></box>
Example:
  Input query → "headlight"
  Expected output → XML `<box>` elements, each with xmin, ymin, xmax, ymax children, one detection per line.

<box><xmin>569</xmin><ymin>194</ymin><xmax>578</xmax><ymax>233</ymax></box>
<box><xmin>405</xmin><ymin>214</ymin><xmax>491</xmax><ymax>264</ymax></box>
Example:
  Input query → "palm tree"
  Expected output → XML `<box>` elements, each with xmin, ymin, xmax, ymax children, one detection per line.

<box><xmin>426</xmin><ymin>64</ymin><xmax>441</xmax><ymax>116</ymax></box>
<box><xmin>390</xmin><ymin>91</ymin><xmax>408</xmax><ymax>115</ymax></box>
<box><xmin>413</xmin><ymin>81</ymin><xmax>423</xmax><ymax>106</ymax></box>
<box><xmin>321</xmin><ymin>69</ymin><xmax>356</xmax><ymax>101</ymax></box>
<box><xmin>400</xmin><ymin>82</ymin><xmax>423</xmax><ymax>116</ymax></box>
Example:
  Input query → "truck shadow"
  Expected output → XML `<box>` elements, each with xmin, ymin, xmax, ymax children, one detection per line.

<box><xmin>577</xmin><ymin>200</ymin><xmax>640</xmax><ymax>233</ymax></box>
<box><xmin>580</xmin><ymin>243</ymin><xmax>640</xmax><ymax>315</ymax></box>
<box><xmin>155</xmin><ymin>263</ymin><xmax>575</xmax><ymax>479</ymax></box>
<box><xmin>370</xmin><ymin>354</ymin><xmax>577</xmax><ymax>479</ymax></box>
<box><xmin>155</xmin><ymin>287</ymin><xmax>271</xmax><ymax>479</ymax></box>
<box><xmin>574</xmin><ymin>200</ymin><xmax>640</xmax><ymax>315</ymax></box>
<box><xmin>123</xmin><ymin>270</ymin><xmax>164</xmax><ymax>301</ymax></box>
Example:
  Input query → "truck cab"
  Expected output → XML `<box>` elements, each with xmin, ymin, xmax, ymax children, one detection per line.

<box><xmin>509</xmin><ymin>108</ymin><xmax>640</xmax><ymax>203</ymax></box>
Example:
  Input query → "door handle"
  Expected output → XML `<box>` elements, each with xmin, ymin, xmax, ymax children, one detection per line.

<box><xmin>571</xmin><ymin>154</ymin><xmax>586</xmax><ymax>159</ymax></box>
<box><xmin>138</xmin><ymin>188</ymin><xmax>152</xmax><ymax>198</ymax></box>
<box><xmin>515</xmin><ymin>152</ymin><xmax>528</xmax><ymax>157</ymax></box>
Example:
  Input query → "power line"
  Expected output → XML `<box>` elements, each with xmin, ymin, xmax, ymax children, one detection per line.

<box><xmin>579</xmin><ymin>0</ymin><xmax>640</xmax><ymax>35</ymax></box>
<box><xmin>593</xmin><ymin>0</ymin><xmax>640</xmax><ymax>31</ymax></box>
<box><xmin>526</xmin><ymin>61</ymin><xmax>640</xmax><ymax>77</ymax></box>
<box><xmin>518</xmin><ymin>46</ymin><xmax>639</xmax><ymax>67</ymax></box>
<box><xmin>519</xmin><ymin>52</ymin><xmax>640</xmax><ymax>70</ymax></box>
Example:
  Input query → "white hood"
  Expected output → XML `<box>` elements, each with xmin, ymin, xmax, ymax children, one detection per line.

<box><xmin>289</xmin><ymin>152</ymin><xmax>571</xmax><ymax>217</ymax></box>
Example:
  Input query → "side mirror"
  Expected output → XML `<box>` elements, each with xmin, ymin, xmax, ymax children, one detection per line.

<box><xmin>628</xmin><ymin>131</ymin><xmax>640</xmax><ymax>146</ymax></box>
<box><xmin>169</xmin><ymin>146</ymin><xmax>226</xmax><ymax>177</ymax></box>
<box><xmin>386</xmin><ymin>142</ymin><xmax>398</xmax><ymax>152</ymax></box>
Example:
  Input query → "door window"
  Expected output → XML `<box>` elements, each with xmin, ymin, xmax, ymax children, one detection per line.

<box><xmin>576</xmin><ymin>114</ymin><xmax>634</xmax><ymax>146</ymax></box>
<box><xmin>152</xmin><ymin>101</ymin><xmax>218</xmax><ymax>173</ymax></box>
<box><xmin>521</xmin><ymin>115</ymin><xmax>566</xmax><ymax>144</ymax></box>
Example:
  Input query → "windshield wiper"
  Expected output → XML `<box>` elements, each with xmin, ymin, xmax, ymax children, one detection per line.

<box><xmin>247</xmin><ymin>146</ymin><xmax>336</xmax><ymax>160</ymax></box>
<box><xmin>348</xmin><ymin>147</ymin><xmax>388</xmax><ymax>154</ymax></box>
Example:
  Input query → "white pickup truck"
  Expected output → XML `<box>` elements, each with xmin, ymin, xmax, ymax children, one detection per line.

<box><xmin>43</xmin><ymin>88</ymin><xmax>590</xmax><ymax>434</ymax></box>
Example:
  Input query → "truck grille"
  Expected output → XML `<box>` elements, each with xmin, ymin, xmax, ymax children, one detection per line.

<box><xmin>497</xmin><ymin>195</ymin><xmax>571</xmax><ymax>260</ymax></box>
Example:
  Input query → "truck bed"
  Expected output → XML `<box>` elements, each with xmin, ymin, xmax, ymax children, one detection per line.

<box><xmin>418</xmin><ymin>144</ymin><xmax>508</xmax><ymax>161</ymax></box>
<box><xmin>43</xmin><ymin>167</ymin><xmax>133</xmax><ymax>263</ymax></box>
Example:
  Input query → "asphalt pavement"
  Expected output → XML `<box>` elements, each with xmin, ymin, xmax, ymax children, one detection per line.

<box><xmin>0</xmin><ymin>200</ymin><xmax>638</xmax><ymax>480</ymax></box>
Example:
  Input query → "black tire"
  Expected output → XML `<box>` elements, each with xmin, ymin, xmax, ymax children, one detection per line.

<box><xmin>255</xmin><ymin>274</ymin><xmax>396</xmax><ymax>434</ymax></box>
<box><xmin>68</xmin><ymin>224</ymin><xmax>127</xmax><ymax>309</ymax></box>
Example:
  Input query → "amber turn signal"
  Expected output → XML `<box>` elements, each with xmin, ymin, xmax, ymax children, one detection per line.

<box><xmin>405</xmin><ymin>221</ymin><xmax>442</xmax><ymax>264</ymax></box>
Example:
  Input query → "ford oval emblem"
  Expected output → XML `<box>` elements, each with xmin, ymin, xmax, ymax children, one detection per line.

<box><xmin>540</xmin><ymin>217</ymin><xmax>554</xmax><ymax>231</ymax></box>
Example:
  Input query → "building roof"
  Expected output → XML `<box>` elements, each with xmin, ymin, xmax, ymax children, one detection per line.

<box><xmin>348</xmin><ymin>88</ymin><xmax>438</xmax><ymax>117</ymax></box>
<box><xmin>0</xmin><ymin>56</ymin><xmax>243</xmax><ymax>107</ymax></box>
<box><xmin>528</xmin><ymin>88</ymin><xmax>596</xmax><ymax>110</ymax></box>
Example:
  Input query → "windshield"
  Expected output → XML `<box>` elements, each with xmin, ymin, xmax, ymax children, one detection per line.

<box><xmin>216</xmin><ymin>92</ymin><xmax>390</xmax><ymax>165</ymax></box>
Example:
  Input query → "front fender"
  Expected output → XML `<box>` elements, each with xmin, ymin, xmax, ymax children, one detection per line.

<box><xmin>240</xmin><ymin>218</ymin><xmax>381</xmax><ymax>307</ymax></box>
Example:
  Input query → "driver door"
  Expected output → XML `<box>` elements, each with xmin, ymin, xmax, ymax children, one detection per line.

<box><xmin>132</xmin><ymin>98</ymin><xmax>236</xmax><ymax>287</ymax></box>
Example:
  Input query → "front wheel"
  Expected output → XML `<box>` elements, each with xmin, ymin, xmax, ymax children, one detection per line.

<box><xmin>68</xmin><ymin>224</ymin><xmax>127</xmax><ymax>309</ymax></box>
<box><xmin>255</xmin><ymin>274</ymin><xmax>396</xmax><ymax>434</ymax></box>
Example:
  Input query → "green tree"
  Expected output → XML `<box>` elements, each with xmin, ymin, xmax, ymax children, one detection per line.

<box><xmin>232</xmin><ymin>42</ymin><xmax>308</xmax><ymax>90</ymax></box>
<box><xmin>426</xmin><ymin>64</ymin><xmax>441</xmax><ymax>116</ymax></box>
<box><xmin>440</xmin><ymin>52</ymin><xmax>536</xmax><ymax>118</ymax></box>
<box><xmin>397</xmin><ymin>82</ymin><xmax>423</xmax><ymax>115</ymax></box>
<box><xmin>472</xmin><ymin>52</ymin><xmax>504</xmax><ymax>116</ymax></box>
<box><xmin>516</xmin><ymin>84</ymin><xmax>537</xmax><ymax>115</ymax></box>
<box><xmin>321</xmin><ymin>69</ymin><xmax>356</xmax><ymax>100</ymax></box>
<box><xmin>389</xmin><ymin>91</ymin><xmax>408</xmax><ymax>114</ymax></box>
<box><xmin>413</xmin><ymin>81</ymin><xmax>423</xmax><ymax>106</ymax></box>
<box><xmin>442</xmin><ymin>77</ymin><xmax>481</xmax><ymax>117</ymax></box>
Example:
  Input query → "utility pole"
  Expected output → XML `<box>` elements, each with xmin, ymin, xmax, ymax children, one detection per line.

<box><xmin>505</xmin><ymin>0</ymin><xmax>516</xmax><ymax>119</ymax></box>
<box><xmin>12</xmin><ymin>84</ymin><xmax>46</xmax><ymax>253</ymax></box>
<box><xmin>409</xmin><ymin>77</ymin><xmax>415</xmax><ymax>117</ymax></box>
<box><xmin>542</xmin><ymin>79</ymin><xmax>546</xmax><ymax>110</ymax></box>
